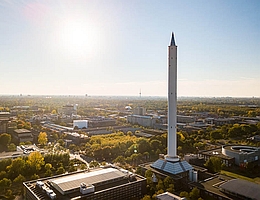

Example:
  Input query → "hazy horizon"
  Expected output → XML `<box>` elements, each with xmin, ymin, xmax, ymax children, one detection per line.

<box><xmin>0</xmin><ymin>94</ymin><xmax>259</xmax><ymax>99</ymax></box>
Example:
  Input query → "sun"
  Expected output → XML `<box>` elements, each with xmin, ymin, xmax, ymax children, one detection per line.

<box><xmin>58</xmin><ymin>19</ymin><xmax>98</xmax><ymax>58</ymax></box>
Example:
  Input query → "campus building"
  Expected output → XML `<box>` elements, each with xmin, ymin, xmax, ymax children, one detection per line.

<box><xmin>0</xmin><ymin>112</ymin><xmax>10</xmax><ymax>133</ymax></box>
<box><xmin>199</xmin><ymin>145</ymin><xmax>260</xmax><ymax>167</ymax></box>
<box><xmin>24</xmin><ymin>166</ymin><xmax>146</xmax><ymax>200</ymax></box>
<box><xmin>12</xmin><ymin>129</ymin><xmax>33</xmax><ymax>144</ymax></box>
<box><xmin>127</xmin><ymin>115</ymin><xmax>156</xmax><ymax>128</ymax></box>
<box><xmin>222</xmin><ymin>145</ymin><xmax>260</xmax><ymax>165</ymax></box>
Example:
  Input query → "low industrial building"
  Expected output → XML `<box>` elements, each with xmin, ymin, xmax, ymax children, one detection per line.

<box><xmin>24</xmin><ymin>166</ymin><xmax>146</xmax><ymax>200</ymax></box>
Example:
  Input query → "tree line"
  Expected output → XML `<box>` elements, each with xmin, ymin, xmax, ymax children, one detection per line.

<box><xmin>0</xmin><ymin>152</ymin><xmax>81</xmax><ymax>199</ymax></box>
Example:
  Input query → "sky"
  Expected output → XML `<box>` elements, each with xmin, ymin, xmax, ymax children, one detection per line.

<box><xmin>0</xmin><ymin>0</ymin><xmax>259</xmax><ymax>97</ymax></box>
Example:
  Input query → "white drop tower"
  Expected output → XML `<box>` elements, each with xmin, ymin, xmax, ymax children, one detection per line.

<box><xmin>150</xmin><ymin>32</ymin><xmax>193</xmax><ymax>177</ymax></box>
<box><xmin>165</xmin><ymin>32</ymin><xmax>179</xmax><ymax>162</ymax></box>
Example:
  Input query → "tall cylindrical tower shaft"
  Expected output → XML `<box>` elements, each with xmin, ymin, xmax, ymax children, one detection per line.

<box><xmin>165</xmin><ymin>32</ymin><xmax>179</xmax><ymax>162</ymax></box>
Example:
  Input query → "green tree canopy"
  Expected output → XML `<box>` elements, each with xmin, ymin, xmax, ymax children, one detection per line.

<box><xmin>204</xmin><ymin>157</ymin><xmax>222</xmax><ymax>173</ymax></box>
<box><xmin>13</xmin><ymin>174</ymin><xmax>26</xmax><ymax>184</ymax></box>
<box><xmin>189</xmin><ymin>187</ymin><xmax>200</xmax><ymax>200</ymax></box>
<box><xmin>7</xmin><ymin>157</ymin><xmax>25</xmax><ymax>179</ymax></box>
<box><xmin>0</xmin><ymin>133</ymin><xmax>11</xmax><ymax>147</ymax></box>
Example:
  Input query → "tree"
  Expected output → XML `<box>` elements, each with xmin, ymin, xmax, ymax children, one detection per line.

<box><xmin>164</xmin><ymin>176</ymin><xmax>174</xmax><ymax>191</ymax></box>
<box><xmin>5</xmin><ymin>189</ymin><xmax>14</xmax><ymax>200</ymax></box>
<box><xmin>180</xmin><ymin>191</ymin><xmax>190</xmax><ymax>199</ymax></box>
<box><xmin>142</xmin><ymin>195</ymin><xmax>152</xmax><ymax>200</ymax></box>
<box><xmin>13</xmin><ymin>174</ymin><xmax>26</xmax><ymax>184</ymax></box>
<box><xmin>113</xmin><ymin>155</ymin><xmax>126</xmax><ymax>165</ymax></box>
<box><xmin>79</xmin><ymin>164</ymin><xmax>87</xmax><ymax>170</ymax></box>
<box><xmin>166</xmin><ymin>184</ymin><xmax>174</xmax><ymax>193</ymax></box>
<box><xmin>210</xmin><ymin>130</ymin><xmax>223</xmax><ymax>140</ymax></box>
<box><xmin>189</xmin><ymin>187</ymin><xmax>200</xmax><ymax>200</ymax></box>
<box><xmin>0</xmin><ymin>133</ymin><xmax>11</xmax><ymax>147</ymax></box>
<box><xmin>156</xmin><ymin>179</ymin><xmax>164</xmax><ymax>191</ymax></box>
<box><xmin>228</xmin><ymin>124</ymin><xmax>242</xmax><ymax>138</ymax></box>
<box><xmin>45</xmin><ymin>170</ymin><xmax>53</xmax><ymax>177</ymax></box>
<box><xmin>0</xmin><ymin>171</ymin><xmax>7</xmax><ymax>179</ymax></box>
<box><xmin>38</xmin><ymin>132</ymin><xmax>48</xmax><ymax>146</ymax></box>
<box><xmin>27</xmin><ymin>151</ymin><xmax>45</xmax><ymax>173</ymax></box>
<box><xmin>137</xmin><ymin>138</ymin><xmax>150</xmax><ymax>154</ymax></box>
<box><xmin>7</xmin><ymin>157</ymin><xmax>25</xmax><ymax>179</ymax></box>
<box><xmin>45</xmin><ymin>163</ymin><xmax>52</xmax><ymax>171</ymax></box>
<box><xmin>57</xmin><ymin>139</ymin><xmax>65</xmax><ymax>147</ymax></box>
<box><xmin>0</xmin><ymin>178</ymin><xmax>12</xmax><ymax>192</ymax></box>
<box><xmin>7</xmin><ymin>143</ymin><xmax>16</xmax><ymax>152</ymax></box>
<box><xmin>56</xmin><ymin>166</ymin><xmax>65</xmax><ymax>174</ymax></box>
<box><xmin>143</xmin><ymin>152</ymin><xmax>150</xmax><ymax>161</ymax></box>
<box><xmin>150</xmin><ymin>139</ymin><xmax>162</xmax><ymax>151</ymax></box>
<box><xmin>89</xmin><ymin>160</ymin><xmax>100</xmax><ymax>168</ymax></box>
<box><xmin>31</xmin><ymin>174</ymin><xmax>39</xmax><ymax>180</ymax></box>
<box><xmin>205</xmin><ymin>157</ymin><xmax>222</xmax><ymax>173</ymax></box>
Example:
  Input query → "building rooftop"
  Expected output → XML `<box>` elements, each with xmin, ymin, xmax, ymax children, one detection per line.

<box><xmin>49</xmin><ymin>168</ymin><xmax>128</xmax><ymax>195</ymax></box>
<box><xmin>219</xmin><ymin>179</ymin><xmax>260</xmax><ymax>200</ymax></box>
<box><xmin>151</xmin><ymin>159</ymin><xmax>193</xmax><ymax>175</ymax></box>
<box><xmin>189</xmin><ymin>175</ymin><xmax>233</xmax><ymax>199</ymax></box>
<box><xmin>156</xmin><ymin>192</ymin><xmax>183</xmax><ymax>200</ymax></box>
<box><xmin>156</xmin><ymin>192</ymin><xmax>184</xmax><ymax>200</ymax></box>
<box><xmin>24</xmin><ymin>166</ymin><xmax>146</xmax><ymax>200</ymax></box>
<box><xmin>14</xmin><ymin>129</ymin><xmax>31</xmax><ymax>134</ymax></box>
<box><xmin>200</xmin><ymin>147</ymin><xmax>233</xmax><ymax>160</ymax></box>
<box><xmin>223</xmin><ymin>145</ymin><xmax>260</xmax><ymax>153</ymax></box>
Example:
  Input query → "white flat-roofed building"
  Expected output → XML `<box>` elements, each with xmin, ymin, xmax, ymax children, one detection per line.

<box><xmin>49</xmin><ymin>168</ymin><xmax>125</xmax><ymax>195</ymax></box>
<box><xmin>157</xmin><ymin>192</ymin><xmax>183</xmax><ymax>200</ymax></box>
<box><xmin>73</xmin><ymin>120</ymin><xmax>88</xmax><ymax>129</ymax></box>
<box><xmin>24</xmin><ymin>166</ymin><xmax>146</xmax><ymax>200</ymax></box>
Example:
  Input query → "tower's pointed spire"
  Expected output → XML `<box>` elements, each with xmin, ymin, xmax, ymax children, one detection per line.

<box><xmin>170</xmin><ymin>32</ymin><xmax>176</xmax><ymax>46</ymax></box>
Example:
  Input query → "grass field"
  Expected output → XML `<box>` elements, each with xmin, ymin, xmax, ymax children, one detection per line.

<box><xmin>221</xmin><ymin>170</ymin><xmax>260</xmax><ymax>184</ymax></box>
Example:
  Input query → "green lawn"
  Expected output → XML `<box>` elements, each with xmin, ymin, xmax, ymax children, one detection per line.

<box><xmin>221</xmin><ymin>170</ymin><xmax>260</xmax><ymax>184</ymax></box>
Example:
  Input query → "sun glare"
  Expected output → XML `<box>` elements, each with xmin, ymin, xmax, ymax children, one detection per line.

<box><xmin>58</xmin><ymin>19</ymin><xmax>98</xmax><ymax>58</ymax></box>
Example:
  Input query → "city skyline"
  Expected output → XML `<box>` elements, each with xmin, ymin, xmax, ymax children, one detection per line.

<box><xmin>1</xmin><ymin>0</ymin><xmax>259</xmax><ymax>97</ymax></box>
